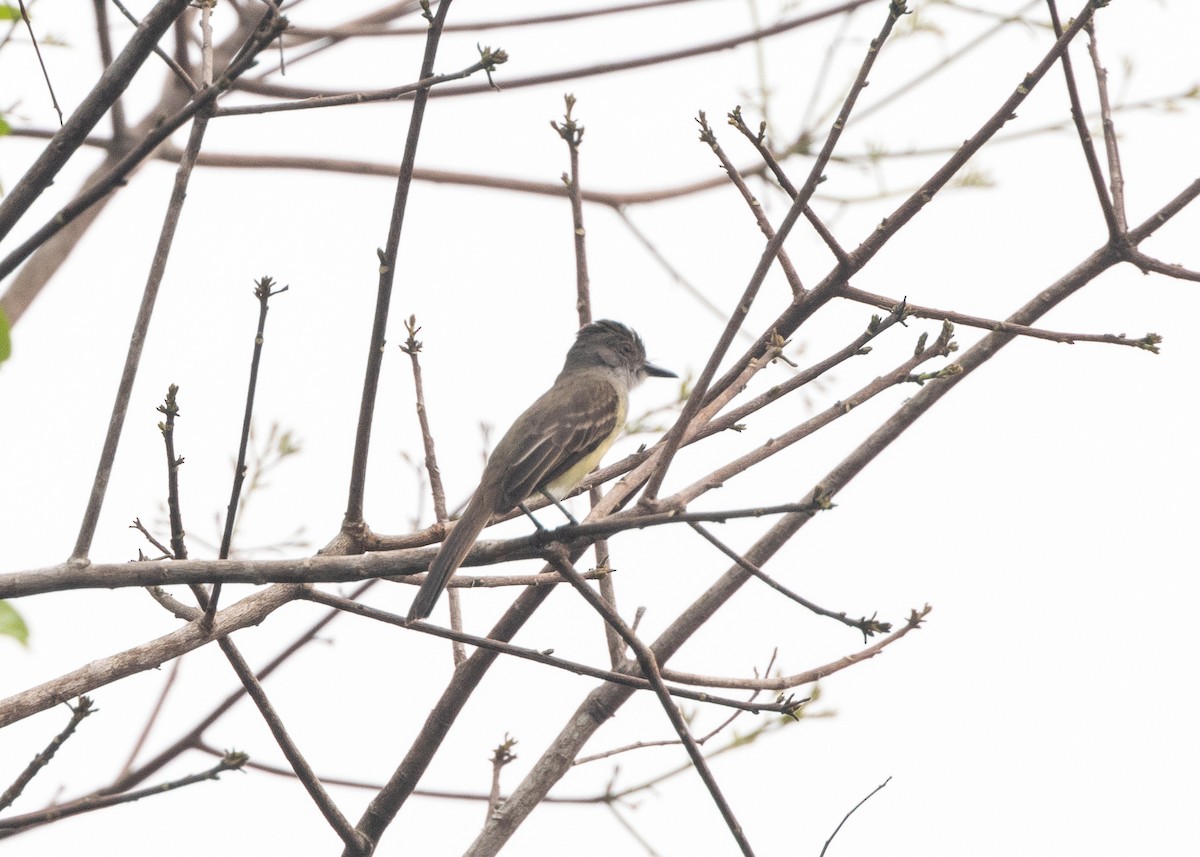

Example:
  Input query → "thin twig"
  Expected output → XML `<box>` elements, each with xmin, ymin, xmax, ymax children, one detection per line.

<box><xmin>819</xmin><ymin>777</ymin><xmax>892</xmax><ymax>857</ymax></box>
<box><xmin>1045</xmin><ymin>0</ymin><xmax>1118</xmax><ymax>237</ymax></box>
<box><xmin>727</xmin><ymin>106</ymin><xmax>852</xmax><ymax>267</ymax></box>
<box><xmin>303</xmin><ymin>589</ymin><xmax>804</xmax><ymax>714</ymax></box>
<box><xmin>190</xmin><ymin>739</ymin><xmax>642</xmax><ymax>804</ymax></box>
<box><xmin>697</xmin><ymin>111</ymin><xmax>804</xmax><ymax>295</ymax></box>
<box><xmin>102</xmin><ymin>580</ymin><xmax>380</xmax><ymax>796</ymax></box>
<box><xmin>399</xmin><ymin>315</ymin><xmax>463</xmax><ymax>663</ymax></box>
<box><xmin>1083</xmin><ymin>18</ymin><xmax>1126</xmax><ymax>231</ymax></box>
<box><xmin>689</xmin><ymin>523</ymin><xmax>890</xmax><ymax>640</ymax></box>
<box><xmin>117</xmin><ymin>658</ymin><xmax>183</xmax><ymax>779</ymax></box>
<box><xmin>0</xmin><ymin>6</ymin><xmax>286</xmax><ymax>283</ymax></box>
<box><xmin>286</xmin><ymin>0</ymin><xmax>713</xmax><ymax>38</ymax></box>
<box><xmin>199</xmin><ymin>0</ymin><xmax>214</xmax><ymax>85</ymax></box>
<box><xmin>91</xmin><ymin>0</ymin><xmax>127</xmax><ymax>136</ymax></box>
<box><xmin>0</xmin><ymin>697</ymin><xmax>96</xmax><ymax>812</ymax></box>
<box><xmin>695</xmin><ymin>650</ymin><xmax>778</xmax><ymax>743</ymax></box>
<box><xmin>214</xmin><ymin>636</ymin><xmax>364</xmax><ymax>850</ymax></box>
<box><xmin>129</xmin><ymin>517</ymin><xmax>172</xmax><ymax>559</ymax></box>
<box><xmin>673</xmin><ymin>322</ymin><xmax>959</xmax><ymax>509</ymax></box>
<box><xmin>575</xmin><ymin>650</ymin><xmax>782</xmax><ymax>766</ymax></box>
<box><xmin>826</xmin><ymin>0</ymin><xmax>1042</xmax><ymax>129</ymax></box>
<box><xmin>690</xmin><ymin>306</ymin><xmax>905</xmax><ymax>444</ymax></box>
<box><xmin>486</xmin><ymin>735</ymin><xmax>517</xmax><ymax>823</ymax></box>
<box><xmin>0</xmin><ymin>0</ymin><xmax>192</xmax><ymax>240</ymax></box>
<box><xmin>552</xmin><ymin>93</ymin><xmax>627</xmax><ymax>666</ymax></box>
<box><xmin>604</xmin><ymin>715</ymin><xmax>807</xmax><ymax>801</ymax></box>
<box><xmin>235</xmin><ymin>1</ymin><xmax>876</xmax><ymax>101</ymax></box>
<box><xmin>553</xmin><ymin>93</ymin><xmax>591</xmax><ymax>323</ymax></box>
<box><xmin>606</xmin><ymin>802</ymin><xmax>665</xmax><ymax>857</ymax></box>
<box><xmin>640</xmin><ymin>0</ymin><xmax>907</xmax><ymax>504</ymax></box>
<box><xmin>15</xmin><ymin>0</ymin><xmax>63</xmax><ymax>124</ymax></box>
<box><xmin>245</xmin><ymin>1</ymin><xmax>444</xmax><ymax>77</ymax></box>
<box><xmin>1123</xmin><ymin>251</ymin><xmax>1200</xmax><ymax>283</ymax></box>
<box><xmin>61</xmin><ymin>9</ymin><xmax>287</xmax><ymax>558</ymax></box>
<box><xmin>157</xmin><ymin>385</ymin><xmax>188</xmax><ymax>561</ymax></box>
<box><xmin>164</xmin><ymin>570</ymin><xmax>363</xmax><ymax>852</ymax></box>
<box><xmin>68</xmin><ymin>104</ymin><xmax>214</xmax><ymax>560</ymax></box>
<box><xmin>213</xmin><ymin>53</ymin><xmax>506</xmax><ymax>116</ymax></box>
<box><xmin>701</xmin><ymin>0</ymin><xmax>1106</xmax><ymax>410</ymax></box>
<box><xmin>545</xmin><ymin>551</ymin><xmax>758</xmax><ymax>857</ymax></box>
<box><xmin>841</xmin><ymin>286</ymin><xmax>1161</xmax><ymax>351</ymax></box>
<box><xmin>660</xmin><ymin>607</ymin><xmax>930</xmax><ymax>691</ymax></box>
<box><xmin>0</xmin><ymin>753</ymin><xmax>248</xmax><ymax>835</ymax></box>
<box><xmin>342</xmin><ymin>0</ymin><xmax>458</xmax><ymax>534</ymax></box>
<box><xmin>109</xmin><ymin>0</ymin><xmax>198</xmax><ymax>92</ymax></box>
<box><xmin>210</xmin><ymin>276</ymin><xmax>289</xmax><ymax>620</ymax></box>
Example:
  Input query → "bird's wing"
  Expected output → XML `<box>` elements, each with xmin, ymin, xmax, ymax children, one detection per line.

<box><xmin>491</xmin><ymin>374</ymin><xmax>622</xmax><ymax>510</ymax></box>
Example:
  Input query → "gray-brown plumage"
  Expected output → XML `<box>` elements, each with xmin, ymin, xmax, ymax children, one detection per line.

<box><xmin>407</xmin><ymin>320</ymin><xmax>674</xmax><ymax>622</ymax></box>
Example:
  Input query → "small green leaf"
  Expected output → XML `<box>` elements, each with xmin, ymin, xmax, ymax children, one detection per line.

<box><xmin>0</xmin><ymin>114</ymin><xmax>11</xmax><ymax>136</ymax></box>
<box><xmin>0</xmin><ymin>306</ymin><xmax>10</xmax><ymax>364</ymax></box>
<box><xmin>0</xmin><ymin>5</ymin><xmax>21</xmax><ymax>21</ymax></box>
<box><xmin>0</xmin><ymin>600</ymin><xmax>29</xmax><ymax>647</ymax></box>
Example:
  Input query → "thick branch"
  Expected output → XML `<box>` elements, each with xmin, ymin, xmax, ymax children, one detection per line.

<box><xmin>0</xmin><ymin>585</ymin><xmax>302</xmax><ymax>729</ymax></box>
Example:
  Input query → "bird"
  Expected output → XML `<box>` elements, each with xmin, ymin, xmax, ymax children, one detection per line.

<box><xmin>406</xmin><ymin>319</ymin><xmax>676</xmax><ymax>621</ymax></box>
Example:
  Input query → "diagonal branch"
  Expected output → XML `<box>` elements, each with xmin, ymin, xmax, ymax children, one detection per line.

<box><xmin>456</xmin><ymin>123</ymin><xmax>1196</xmax><ymax>857</ymax></box>
<box><xmin>702</xmin><ymin>0</ymin><xmax>1108</xmax><ymax>409</ymax></box>
<box><xmin>0</xmin><ymin>9</ymin><xmax>288</xmax><ymax>286</ymax></box>
<box><xmin>542</xmin><ymin>552</ymin><xmax>758</xmax><ymax>857</ymax></box>
<box><xmin>640</xmin><ymin>0</ymin><xmax>908</xmax><ymax>503</ymax></box>
<box><xmin>0</xmin><ymin>752</ymin><xmax>248</xmax><ymax>835</ymax></box>
<box><xmin>0</xmin><ymin>696</ymin><xmax>96</xmax><ymax>812</ymax></box>
<box><xmin>341</xmin><ymin>0</ymin><xmax>458</xmax><ymax>531</ymax></box>
<box><xmin>1045</xmin><ymin>0</ymin><xmax>1119</xmax><ymax>237</ymax></box>
<box><xmin>69</xmin><ymin>106</ymin><xmax>212</xmax><ymax>561</ymax></box>
<box><xmin>0</xmin><ymin>584</ymin><xmax>302</xmax><ymax>729</ymax></box>
<box><xmin>0</xmin><ymin>0</ymin><xmax>191</xmax><ymax>240</ymax></box>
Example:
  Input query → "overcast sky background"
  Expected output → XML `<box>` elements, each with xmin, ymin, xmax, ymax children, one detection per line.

<box><xmin>2</xmin><ymin>1</ymin><xmax>1198</xmax><ymax>854</ymax></box>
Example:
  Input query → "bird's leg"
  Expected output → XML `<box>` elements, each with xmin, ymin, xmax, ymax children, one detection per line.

<box><xmin>517</xmin><ymin>501</ymin><xmax>547</xmax><ymax>531</ymax></box>
<box><xmin>540</xmin><ymin>490</ymin><xmax>579</xmax><ymax>526</ymax></box>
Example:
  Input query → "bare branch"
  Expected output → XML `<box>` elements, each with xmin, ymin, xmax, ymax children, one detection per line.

<box><xmin>69</xmin><ymin>105</ymin><xmax>214</xmax><ymax>561</ymax></box>
<box><xmin>540</xmin><ymin>552</ymin><xmax>758</xmax><ymax>857</ymax></box>
<box><xmin>234</xmin><ymin>1</ymin><xmax>878</xmax><ymax>101</ymax></box>
<box><xmin>0</xmin><ymin>752</ymin><xmax>248</xmax><ymax>835</ymax></box>
<box><xmin>0</xmin><ymin>0</ymin><xmax>191</xmax><ymax>240</ymax></box>
<box><xmin>110</xmin><ymin>0</ymin><xmax>198</xmax><ymax>92</ymax></box>
<box><xmin>0</xmin><ymin>584</ymin><xmax>302</xmax><ymax>729</ymax></box>
<box><xmin>697</xmin><ymin>111</ymin><xmax>804</xmax><ymax>295</ymax></box>
<box><xmin>213</xmin><ymin>52</ymin><xmax>506</xmax><ymax>116</ymax></box>
<box><xmin>342</xmin><ymin>0</ymin><xmax>457</xmax><ymax>532</ymax></box>
<box><xmin>641</xmin><ymin>0</ymin><xmax>907</xmax><ymax>503</ymax></box>
<box><xmin>819</xmin><ymin>777</ymin><xmax>892</xmax><ymax>857</ymax></box>
<box><xmin>0</xmin><ymin>696</ymin><xmax>96</xmax><ymax>812</ymax></box>
<box><xmin>1045</xmin><ymin>0</ymin><xmax>1119</xmax><ymax>236</ymax></box>
<box><xmin>0</xmin><ymin>8</ymin><xmax>288</xmax><ymax>286</ymax></box>
<box><xmin>303</xmin><ymin>589</ymin><xmax>804</xmax><ymax>714</ymax></box>
<box><xmin>210</xmin><ymin>276</ymin><xmax>290</xmax><ymax>618</ymax></box>
<box><xmin>841</xmin><ymin>285</ymin><xmax>1161</xmax><ymax>351</ymax></box>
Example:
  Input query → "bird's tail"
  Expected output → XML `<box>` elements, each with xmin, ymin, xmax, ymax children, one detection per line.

<box><xmin>407</xmin><ymin>494</ymin><xmax>494</xmax><ymax>621</ymax></box>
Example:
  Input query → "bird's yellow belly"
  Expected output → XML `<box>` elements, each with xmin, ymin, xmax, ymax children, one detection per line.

<box><xmin>543</xmin><ymin>399</ymin><xmax>626</xmax><ymax>499</ymax></box>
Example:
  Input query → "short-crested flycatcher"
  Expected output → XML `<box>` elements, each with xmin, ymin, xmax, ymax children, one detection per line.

<box><xmin>407</xmin><ymin>320</ymin><xmax>675</xmax><ymax>621</ymax></box>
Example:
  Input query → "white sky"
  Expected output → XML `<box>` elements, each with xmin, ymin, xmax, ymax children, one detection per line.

<box><xmin>2</xmin><ymin>1</ymin><xmax>1198</xmax><ymax>855</ymax></box>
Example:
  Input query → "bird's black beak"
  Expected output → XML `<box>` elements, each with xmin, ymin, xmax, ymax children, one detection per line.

<box><xmin>643</xmin><ymin>361</ymin><xmax>677</xmax><ymax>379</ymax></box>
